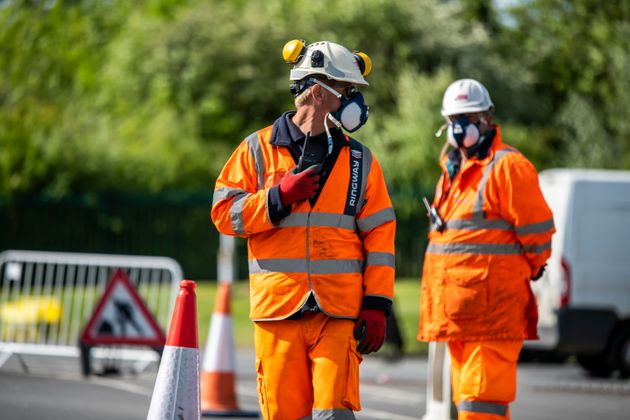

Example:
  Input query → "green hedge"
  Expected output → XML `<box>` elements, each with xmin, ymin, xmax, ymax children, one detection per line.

<box><xmin>0</xmin><ymin>191</ymin><xmax>429</xmax><ymax>279</ymax></box>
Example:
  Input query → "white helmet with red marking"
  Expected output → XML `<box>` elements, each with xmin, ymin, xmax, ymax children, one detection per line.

<box><xmin>441</xmin><ymin>78</ymin><xmax>494</xmax><ymax>117</ymax></box>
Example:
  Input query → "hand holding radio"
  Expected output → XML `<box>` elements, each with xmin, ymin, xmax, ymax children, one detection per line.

<box><xmin>279</xmin><ymin>164</ymin><xmax>321</xmax><ymax>206</ymax></box>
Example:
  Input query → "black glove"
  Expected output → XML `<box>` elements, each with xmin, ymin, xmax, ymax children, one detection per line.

<box><xmin>531</xmin><ymin>264</ymin><xmax>546</xmax><ymax>281</ymax></box>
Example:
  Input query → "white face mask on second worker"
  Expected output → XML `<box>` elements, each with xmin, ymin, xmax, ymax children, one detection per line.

<box><xmin>446</xmin><ymin>117</ymin><xmax>485</xmax><ymax>149</ymax></box>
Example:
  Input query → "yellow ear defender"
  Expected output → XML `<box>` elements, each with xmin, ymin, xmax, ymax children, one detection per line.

<box><xmin>282</xmin><ymin>39</ymin><xmax>306</xmax><ymax>64</ymax></box>
<box><xmin>354</xmin><ymin>51</ymin><xmax>372</xmax><ymax>76</ymax></box>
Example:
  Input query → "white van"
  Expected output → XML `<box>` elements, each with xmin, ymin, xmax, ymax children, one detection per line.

<box><xmin>526</xmin><ymin>169</ymin><xmax>630</xmax><ymax>377</ymax></box>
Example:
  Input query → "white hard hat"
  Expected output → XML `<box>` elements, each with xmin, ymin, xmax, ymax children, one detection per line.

<box><xmin>441</xmin><ymin>78</ymin><xmax>494</xmax><ymax>117</ymax></box>
<box><xmin>283</xmin><ymin>40</ymin><xmax>371</xmax><ymax>86</ymax></box>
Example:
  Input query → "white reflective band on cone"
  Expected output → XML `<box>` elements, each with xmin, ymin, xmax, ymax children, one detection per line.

<box><xmin>147</xmin><ymin>346</ymin><xmax>200</xmax><ymax>420</ymax></box>
<box><xmin>202</xmin><ymin>314</ymin><xmax>235</xmax><ymax>372</ymax></box>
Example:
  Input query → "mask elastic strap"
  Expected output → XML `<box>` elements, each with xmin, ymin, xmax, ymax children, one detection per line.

<box><xmin>313</xmin><ymin>79</ymin><xmax>343</xmax><ymax>100</ymax></box>
<box><xmin>324</xmin><ymin>113</ymin><xmax>338</xmax><ymax>154</ymax></box>
<box><xmin>435</xmin><ymin>123</ymin><xmax>447</xmax><ymax>138</ymax></box>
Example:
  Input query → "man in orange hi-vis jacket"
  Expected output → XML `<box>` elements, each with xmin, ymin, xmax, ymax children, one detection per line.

<box><xmin>211</xmin><ymin>40</ymin><xmax>396</xmax><ymax>419</ymax></box>
<box><xmin>418</xmin><ymin>78</ymin><xmax>555</xmax><ymax>420</ymax></box>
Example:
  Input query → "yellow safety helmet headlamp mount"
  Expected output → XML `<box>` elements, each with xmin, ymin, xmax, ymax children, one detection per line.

<box><xmin>282</xmin><ymin>39</ymin><xmax>372</xmax><ymax>96</ymax></box>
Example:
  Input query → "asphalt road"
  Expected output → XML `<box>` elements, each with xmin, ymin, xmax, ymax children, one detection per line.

<box><xmin>1</xmin><ymin>351</ymin><xmax>629</xmax><ymax>420</ymax></box>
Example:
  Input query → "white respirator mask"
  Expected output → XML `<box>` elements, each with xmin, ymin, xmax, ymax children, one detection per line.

<box><xmin>446</xmin><ymin>117</ymin><xmax>484</xmax><ymax>149</ymax></box>
<box><xmin>314</xmin><ymin>79</ymin><xmax>369</xmax><ymax>133</ymax></box>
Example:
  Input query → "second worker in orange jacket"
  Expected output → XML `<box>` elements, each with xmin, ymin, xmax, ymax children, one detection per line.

<box><xmin>418</xmin><ymin>78</ymin><xmax>555</xmax><ymax>420</ymax></box>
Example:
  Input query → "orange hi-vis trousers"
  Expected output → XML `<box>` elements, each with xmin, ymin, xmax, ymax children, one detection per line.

<box><xmin>254</xmin><ymin>312</ymin><xmax>362</xmax><ymax>420</ymax></box>
<box><xmin>448</xmin><ymin>340</ymin><xmax>523</xmax><ymax>420</ymax></box>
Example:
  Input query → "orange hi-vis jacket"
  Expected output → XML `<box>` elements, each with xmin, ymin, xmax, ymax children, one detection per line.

<box><xmin>419</xmin><ymin>125</ymin><xmax>555</xmax><ymax>341</ymax></box>
<box><xmin>212</xmin><ymin>121</ymin><xmax>396</xmax><ymax>321</ymax></box>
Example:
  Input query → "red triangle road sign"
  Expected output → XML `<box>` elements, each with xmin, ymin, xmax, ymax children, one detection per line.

<box><xmin>80</xmin><ymin>269</ymin><xmax>166</xmax><ymax>346</ymax></box>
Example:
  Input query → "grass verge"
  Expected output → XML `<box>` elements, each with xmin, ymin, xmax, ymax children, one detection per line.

<box><xmin>195</xmin><ymin>277</ymin><xmax>428</xmax><ymax>357</ymax></box>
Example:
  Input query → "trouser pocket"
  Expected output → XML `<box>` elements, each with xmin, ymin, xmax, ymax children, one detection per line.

<box><xmin>342</xmin><ymin>339</ymin><xmax>362</xmax><ymax>411</ymax></box>
<box><xmin>255</xmin><ymin>359</ymin><xmax>270</xmax><ymax>419</ymax></box>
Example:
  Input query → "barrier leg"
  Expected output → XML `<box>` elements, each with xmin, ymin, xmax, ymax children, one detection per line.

<box><xmin>422</xmin><ymin>342</ymin><xmax>457</xmax><ymax>420</ymax></box>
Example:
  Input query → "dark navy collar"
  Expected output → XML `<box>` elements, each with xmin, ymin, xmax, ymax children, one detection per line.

<box><xmin>269</xmin><ymin>110</ymin><xmax>348</xmax><ymax>147</ymax></box>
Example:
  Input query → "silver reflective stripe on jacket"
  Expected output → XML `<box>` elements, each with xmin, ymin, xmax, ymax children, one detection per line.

<box><xmin>430</xmin><ymin>148</ymin><xmax>514</xmax><ymax>233</ymax></box>
<box><xmin>523</xmin><ymin>241</ymin><xmax>552</xmax><ymax>253</ymax></box>
<box><xmin>212</xmin><ymin>186</ymin><xmax>247</xmax><ymax>206</ymax></box>
<box><xmin>471</xmin><ymin>148</ymin><xmax>514</xmax><ymax>220</ymax></box>
<box><xmin>459</xmin><ymin>400</ymin><xmax>508</xmax><ymax>416</ymax></box>
<box><xmin>249</xmin><ymin>258</ymin><xmax>363</xmax><ymax>275</ymax></box>
<box><xmin>366</xmin><ymin>252</ymin><xmax>395</xmax><ymax>268</ymax></box>
<box><xmin>437</xmin><ymin>217</ymin><xmax>555</xmax><ymax>234</ymax></box>
<box><xmin>212</xmin><ymin>186</ymin><xmax>250</xmax><ymax>235</ymax></box>
<box><xmin>278</xmin><ymin>212</ymin><xmax>357</xmax><ymax>230</ymax></box>
<box><xmin>516</xmin><ymin>218</ymin><xmax>555</xmax><ymax>235</ymax></box>
<box><xmin>357</xmin><ymin>207</ymin><xmax>396</xmax><ymax>233</ymax></box>
<box><xmin>436</xmin><ymin>218</ymin><xmax>514</xmax><ymax>231</ymax></box>
<box><xmin>230</xmin><ymin>192</ymin><xmax>249</xmax><ymax>235</ymax></box>
<box><xmin>427</xmin><ymin>242</ymin><xmax>523</xmax><ymax>255</ymax></box>
<box><xmin>245</xmin><ymin>131</ymin><xmax>265</xmax><ymax>190</ymax></box>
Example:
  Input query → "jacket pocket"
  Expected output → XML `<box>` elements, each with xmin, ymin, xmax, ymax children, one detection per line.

<box><xmin>255</xmin><ymin>359</ymin><xmax>270</xmax><ymax>419</ymax></box>
<box><xmin>444</xmin><ymin>266</ymin><xmax>489</xmax><ymax>320</ymax></box>
<box><xmin>342</xmin><ymin>339</ymin><xmax>362</xmax><ymax>411</ymax></box>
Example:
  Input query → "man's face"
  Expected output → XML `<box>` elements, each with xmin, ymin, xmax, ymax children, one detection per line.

<box><xmin>315</xmin><ymin>79</ymin><xmax>358</xmax><ymax>112</ymax></box>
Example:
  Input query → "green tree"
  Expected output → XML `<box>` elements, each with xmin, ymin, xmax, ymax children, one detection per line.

<box><xmin>499</xmin><ymin>0</ymin><xmax>630</xmax><ymax>168</ymax></box>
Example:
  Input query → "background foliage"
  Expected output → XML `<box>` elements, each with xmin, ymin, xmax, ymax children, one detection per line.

<box><xmin>2</xmin><ymin>0</ymin><xmax>630</xmax><ymax>278</ymax></box>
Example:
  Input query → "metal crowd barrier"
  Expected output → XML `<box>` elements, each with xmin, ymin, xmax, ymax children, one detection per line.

<box><xmin>0</xmin><ymin>250</ymin><xmax>182</xmax><ymax>369</ymax></box>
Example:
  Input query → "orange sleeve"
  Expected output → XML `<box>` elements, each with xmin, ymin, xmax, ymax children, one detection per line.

<box><xmin>211</xmin><ymin>136</ymin><xmax>275</xmax><ymax>237</ymax></box>
<box><xmin>495</xmin><ymin>154</ymin><xmax>556</xmax><ymax>276</ymax></box>
<box><xmin>356</xmin><ymin>154</ymin><xmax>396</xmax><ymax>302</ymax></box>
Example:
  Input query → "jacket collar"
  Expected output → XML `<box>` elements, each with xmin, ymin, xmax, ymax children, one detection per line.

<box><xmin>269</xmin><ymin>110</ymin><xmax>348</xmax><ymax>147</ymax></box>
<box><xmin>474</xmin><ymin>124</ymin><xmax>506</xmax><ymax>165</ymax></box>
<box><xmin>269</xmin><ymin>111</ymin><xmax>304</xmax><ymax>146</ymax></box>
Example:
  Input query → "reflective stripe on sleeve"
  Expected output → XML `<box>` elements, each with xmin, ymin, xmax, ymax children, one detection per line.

<box><xmin>523</xmin><ymin>241</ymin><xmax>552</xmax><ymax>253</ymax></box>
<box><xmin>245</xmin><ymin>132</ymin><xmax>265</xmax><ymax>190</ymax></box>
<box><xmin>357</xmin><ymin>207</ymin><xmax>396</xmax><ymax>232</ymax></box>
<box><xmin>516</xmin><ymin>218</ymin><xmax>555</xmax><ymax>235</ymax></box>
<box><xmin>230</xmin><ymin>192</ymin><xmax>249</xmax><ymax>235</ymax></box>
<box><xmin>459</xmin><ymin>400</ymin><xmax>508</xmax><ymax>416</ymax></box>
<box><xmin>212</xmin><ymin>187</ymin><xmax>248</xmax><ymax>206</ymax></box>
<box><xmin>366</xmin><ymin>252</ymin><xmax>395</xmax><ymax>268</ymax></box>
<box><xmin>249</xmin><ymin>258</ymin><xmax>363</xmax><ymax>274</ymax></box>
<box><xmin>427</xmin><ymin>242</ymin><xmax>523</xmax><ymax>255</ymax></box>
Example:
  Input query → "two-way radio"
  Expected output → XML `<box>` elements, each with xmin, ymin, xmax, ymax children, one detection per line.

<box><xmin>297</xmin><ymin>132</ymin><xmax>321</xmax><ymax>173</ymax></box>
<box><xmin>423</xmin><ymin>197</ymin><xmax>446</xmax><ymax>232</ymax></box>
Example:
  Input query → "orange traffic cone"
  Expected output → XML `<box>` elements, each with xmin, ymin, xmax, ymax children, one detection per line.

<box><xmin>200</xmin><ymin>282</ymin><xmax>258</xmax><ymax>417</ymax></box>
<box><xmin>147</xmin><ymin>280</ymin><xmax>200</xmax><ymax>420</ymax></box>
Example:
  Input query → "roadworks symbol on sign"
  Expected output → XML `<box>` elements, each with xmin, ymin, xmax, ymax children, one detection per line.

<box><xmin>80</xmin><ymin>269</ymin><xmax>166</xmax><ymax>346</ymax></box>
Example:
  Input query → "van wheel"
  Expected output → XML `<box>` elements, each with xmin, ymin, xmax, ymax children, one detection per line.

<box><xmin>611</xmin><ymin>326</ymin><xmax>630</xmax><ymax>378</ymax></box>
<box><xmin>576</xmin><ymin>354</ymin><xmax>615</xmax><ymax>378</ymax></box>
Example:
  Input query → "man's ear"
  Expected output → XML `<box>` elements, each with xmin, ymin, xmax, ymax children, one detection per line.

<box><xmin>311</xmin><ymin>84</ymin><xmax>324</xmax><ymax>102</ymax></box>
